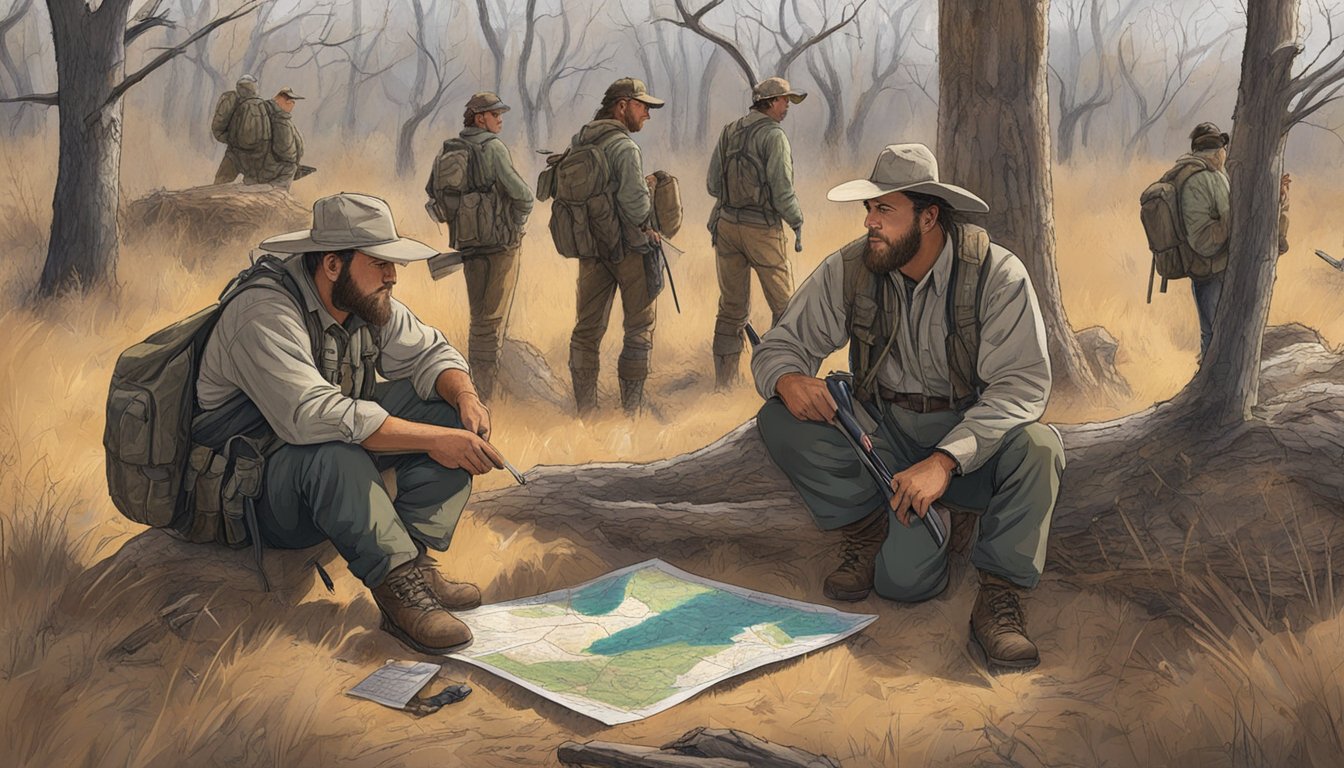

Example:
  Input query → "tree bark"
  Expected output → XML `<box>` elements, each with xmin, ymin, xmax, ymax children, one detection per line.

<box><xmin>937</xmin><ymin>0</ymin><xmax>1121</xmax><ymax>403</ymax></box>
<box><xmin>38</xmin><ymin>0</ymin><xmax>133</xmax><ymax>297</ymax></box>
<box><xmin>1167</xmin><ymin>0</ymin><xmax>1298</xmax><ymax>426</ymax></box>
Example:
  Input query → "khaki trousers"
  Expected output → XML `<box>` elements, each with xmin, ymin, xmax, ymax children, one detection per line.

<box><xmin>463</xmin><ymin>246</ymin><xmax>520</xmax><ymax>369</ymax></box>
<box><xmin>569</xmin><ymin>251</ymin><xmax>657</xmax><ymax>380</ymax></box>
<box><xmin>713</xmin><ymin>218</ymin><xmax>793</xmax><ymax>356</ymax></box>
<box><xmin>213</xmin><ymin>150</ymin><xmax>242</xmax><ymax>184</ymax></box>
<box><xmin>756</xmin><ymin>398</ymin><xmax>1064</xmax><ymax>600</ymax></box>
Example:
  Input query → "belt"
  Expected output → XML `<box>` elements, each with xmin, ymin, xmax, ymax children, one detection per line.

<box><xmin>878</xmin><ymin>387</ymin><xmax>955</xmax><ymax>413</ymax></box>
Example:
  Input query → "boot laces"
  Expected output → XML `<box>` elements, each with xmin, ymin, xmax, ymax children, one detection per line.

<box><xmin>389</xmin><ymin>568</ymin><xmax>439</xmax><ymax>612</ymax></box>
<box><xmin>985</xmin><ymin>589</ymin><xmax>1024</xmax><ymax>633</ymax></box>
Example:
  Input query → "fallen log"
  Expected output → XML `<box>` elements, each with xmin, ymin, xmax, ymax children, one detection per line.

<box><xmin>125</xmin><ymin>183</ymin><xmax>309</xmax><ymax>250</ymax></box>
<box><xmin>558</xmin><ymin>727</ymin><xmax>839</xmax><ymax>768</ymax></box>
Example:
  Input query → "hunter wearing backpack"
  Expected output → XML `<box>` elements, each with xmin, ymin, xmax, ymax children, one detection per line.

<box><xmin>425</xmin><ymin>92</ymin><xmax>534</xmax><ymax>401</ymax></box>
<box><xmin>751</xmin><ymin>144</ymin><xmax>1064</xmax><ymax>673</ymax></box>
<box><xmin>105</xmin><ymin>193</ymin><xmax>509</xmax><ymax>656</ymax></box>
<box><xmin>1140</xmin><ymin>122</ymin><xmax>1291</xmax><ymax>359</ymax></box>
<box><xmin>706</xmin><ymin>77</ymin><xmax>807</xmax><ymax>390</ymax></box>
<box><xmin>210</xmin><ymin>74</ymin><xmax>260</xmax><ymax>184</ymax></box>
<box><xmin>544</xmin><ymin>77</ymin><xmax>666</xmax><ymax>416</ymax></box>
<box><xmin>245</xmin><ymin>87</ymin><xmax>306</xmax><ymax>188</ymax></box>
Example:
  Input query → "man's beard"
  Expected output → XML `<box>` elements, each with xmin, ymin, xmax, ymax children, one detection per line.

<box><xmin>863</xmin><ymin>221</ymin><xmax>922</xmax><ymax>274</ymax></box>
<box><xmin>332</xmin><ymin>265</ymin><xmax>393</xmax><ymax>326</ymax></box>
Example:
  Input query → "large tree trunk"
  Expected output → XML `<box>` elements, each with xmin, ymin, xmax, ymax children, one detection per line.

<box><xmin>936</xmin><ymin>0</ymin><xmax>1120</xmax><ymax>402</ymax></box>
<box><xmin>1167</xmin><ymin>0</ymin><xmax>1298</xmax><ymax>426</ymax></box>
<box><xmin>694</xmin><ymin>48</ymin><xmax>723</xmax><ymax>144</ymax></box>
<box><xmin>38</xmin><ymin>0</ymin><xmax>132</xmax><ymax>297</ymax></box>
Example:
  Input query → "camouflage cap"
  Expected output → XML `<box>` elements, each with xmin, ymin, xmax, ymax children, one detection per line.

<box><xmin>1190</xmin><ymin>121</ymin><xmax>1229</xmax><ymax>151</ymax></box>
<box><xmin>603</xmin><ymin>77</ymin><xmax>664</xmax><ymax>108</ymax></box>
<box><xmin>466</xmin><ymin>91</ymin><xmax>510</xmax><ymax>114</ymax></box>
<box><xmin>276</xmin><ymin>87</ymin><xmax>305</xmax><ymax>100</ymax></box>
<box><xmin>752</xmin><ymin>76</ymin><xmax>807</xmax><ymax>104</ymax></box>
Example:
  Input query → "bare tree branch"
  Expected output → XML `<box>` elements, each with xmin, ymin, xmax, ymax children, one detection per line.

<box><xmin>0</xmin><ymin>91</ymin><xmax>58</xmax><ymax>106</ymax></box>
<box><xmin>125</xmin><ymin>0</ymin><xmax>174</xmax><ymax>45</ymax></box>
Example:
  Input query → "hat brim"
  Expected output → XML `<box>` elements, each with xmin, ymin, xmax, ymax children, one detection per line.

<box><xmin>475</xmin><ymin>103</ymin><xmax>511</xmax><ymax>114</ymax></box>
<box><xmin>785</xmin><ymin>92</ymin><xmax>807</xmax><ymax>104</ymax></box>
<box><xmin>259</xmin><ymin>230</ymin><xmax>440</xmax><ymax>264</ymax></box>
<box><xmin>826</xmin><ymin>179</ymin><xmax>990</xmax><ymax>214</ymax></box>
<box><xmin>633</xmin><ymin>94</ymin><xmax>665</xmax><ymax>108</ymax></box>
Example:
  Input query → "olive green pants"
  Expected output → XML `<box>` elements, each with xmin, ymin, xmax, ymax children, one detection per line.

<box><xmin>713</xmin><ymin>218</ymin><xmax>793</xmax><ymax>356</ymax></box>
<box><xmin>569</xmin><ymin>250</ymin><xmax>657</xmax><ymax>380</ymax></box>
<box><xmin>756</xmin><ymin>398</ymin><xmax>1064</xmax><ymax>601</ymax></box>
<box><xmin>255</xmin><ymin>380</ymin><xmax>472</xmax><ymax>589</ymax></box>
<box><xmin>463</xmin><ymin>246</ymin><xmax>520</xmax><ymax>370</ymax></box>
<box><xmin>213</xmin><ymin>150</ymin><xmax>243</xmax><ymax>184</ymax></box>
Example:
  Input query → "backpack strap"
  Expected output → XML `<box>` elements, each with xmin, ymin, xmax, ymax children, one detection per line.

<box><xmin>945</xmin><ymin>224</ymin><xmax>993</xmax><ymax>408</ymax></box>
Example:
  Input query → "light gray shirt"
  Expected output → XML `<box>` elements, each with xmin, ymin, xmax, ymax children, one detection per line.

<box><xmin>751</xmin><ymin>235</ymin><xmax>1052</xmax><ymax>474</ymax></box>
<box><xmin>196</xmin><ymin>256</ymin><xmax>468</xmax><ymax>445</ymax></box>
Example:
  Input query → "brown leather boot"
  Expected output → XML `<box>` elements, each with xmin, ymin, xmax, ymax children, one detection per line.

<box><xmin>472</xmin><ymin>362</ymin><xmax>498</xmax><ymax>402</ymax></box>
<box><xmin>571</xmin><ymin>367</ymin><xmax>598</xmax><ymax>416</ymax></box>
<box><xmin>619</xmin><ymin>377</ymin><xmax>645</xmax><ymax>416</ymax></box>
<box><xmin>969</xmin><ymin>571</ymin><xmax>1039</xmax><ymax>671</ymax></box>
<box><xmin>371</xmin><ymin>561</ymin><xmax>473</xmax><ymax>654</ymax></box>
<box><xmin>823</xmin><ymin>508</ymin><xmax>889</xmax><ymax>601</ymax></box>
<box><xmin>414</xmin><ymin>543</ymin><xmax>482</xmax><ymax>610</ymax></box>
<box><xmin>714</xmin><ymin>354</ymin><xmax>741</xmax><ymax>391</ymax></box>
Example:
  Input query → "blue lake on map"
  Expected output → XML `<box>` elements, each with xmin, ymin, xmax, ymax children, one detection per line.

<box><xmin>571</xmin><ymin>575</ymin><xmax>856</xmax><ymax>656</ymax></box>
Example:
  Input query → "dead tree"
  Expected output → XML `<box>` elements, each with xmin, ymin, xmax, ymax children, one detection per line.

<box><xmin>0</xmin><ymin>0</ymin><xmax>45</xmax><ymax>133</ymax></box>
<box><xmin>1049</xmin><ymin>0</ymin><xmax>1140</xmax><ymax>163</ymax></box>
<box><xmin>938</xmin><ymin>0</ymin><xmax>1126</xmax><ymax>402</ymax></box>
<box><xmin>393</xmin><ymin>0</ymin><xmax>463</xmax><ymax>177</ymax></box>
<box><xmin>1116</xmin><ymin>6</ymin><xmax>1228</xmax><ymax>160</ymax></box>
<box><xmin>1168</xmin><ymin>0</ymin><xmax>1344</xmax><ymax>426</ymax></box>
<box><xmin>0</xmin><ymin>0</ymin><xmax>259</xmax><ymax>297</ymax></box>
<box><xmin>473</xmin><ymin>0</ymin><xmax>512</xmax><ymax>96</ymax></box>
<box><xmin>516</xmin><ymin>0</ymin><xmax>616</xmax><ymax>149</ymax></box>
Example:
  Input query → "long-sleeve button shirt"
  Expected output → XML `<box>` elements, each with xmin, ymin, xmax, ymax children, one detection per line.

<box><xmin>456</xmin><ymin>126</ymin><xmax>535</xmax><ymax>228</ymax></box>
<box><xmin>1178</xmin><ymin>151</ymin><xmax>1230</xmax><ymax>258</ymax></box>
<box><xmin>573</xmin><ymin>119</ymin><xmax>652</xmax><ymax>249</ymax></box>
<box><xmin>751</xmin><ymin>235</ymin><xmax>1052</xmax><ymax>474</ymax></box>
<box><xmin>706</xmin><ymin>111</ymin><xmax>803</xmax><ymax>230</ymax></box>
<box><xmin>196</xmin><ymin>255</ymin><xmax>468</xmax><ymax>445</ymax></box>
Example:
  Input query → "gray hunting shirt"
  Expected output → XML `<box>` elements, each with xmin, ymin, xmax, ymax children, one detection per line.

<box><xmin>706</xmin><ymin>110</ymin><xmax>803</xmax><ymax>230</ymax></box>
<box><xmin>751</xmin><ymin>235</ymin><xmax>1051</xmax><ymax>474</ymax></box>
<box><xmin>196</xmin><ymin>256</ymin><xmax>468</xmax><ymax>445</ymax></box>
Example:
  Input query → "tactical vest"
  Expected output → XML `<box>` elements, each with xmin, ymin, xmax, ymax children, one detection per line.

<box><xmin>716</xmin><ymin>114</ymin><xmax>782</xmax><ymax>226</ymax></box>
<box><xmin>844</xmin><ymin>224</ymin><xmax>993</xmax><ymax>408</ymax></box>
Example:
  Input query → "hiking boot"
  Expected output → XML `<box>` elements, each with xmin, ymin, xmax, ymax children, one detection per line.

<box><xmin>619</xmin><ymin>377</ymin><xmax>646</xmax><ymax>416</ymax></box>
<box><xmin>414</xmin><ymin>544</ymin><xmax>481</xmax><ymax>611</ymax></box>
<box><xmin>714</xmin><ymin>354</ymin><xmax>741</xmax><ymax>391</ymax></box>
<box><xmin>969</xmin><ymin>571</ymin><xmax>1039</xmax><ymax>671</ymax></box>
<box><xmin>571</xmin><ymin>367</ymin><xmax>599</xmax><ymax>416</ymax></box>
<box><xmin>371</xmin><ymin>561</ymin><xmax>473</xmax><ymax>654</ymax></box>
<box><xmin>472</xmin><ymin>362</ymin><xmax>499</xmax><ymax>402</ymax></box>
<box><xmin>823</xmin><ymin>508</ymin><xmax>889</xmax><ymax>601</ymax></box>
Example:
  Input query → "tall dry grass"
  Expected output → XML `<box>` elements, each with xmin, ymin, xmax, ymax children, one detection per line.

<box><xmin>3</xmin><ymin>123</ymin><xmax>1344</xmax><ymax>766</ymax></box>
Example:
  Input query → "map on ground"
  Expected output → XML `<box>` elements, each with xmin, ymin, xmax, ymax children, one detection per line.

<box><xmin>449</xmin><ymin>559</ymin><xmax>878</xmax><ymax>725</ymax></box>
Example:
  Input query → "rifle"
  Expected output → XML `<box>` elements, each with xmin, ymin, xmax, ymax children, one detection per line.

<box><xmin>742</xmin><ymin>330</ymin><xmax>947</xmax><ymax>548</ymax></box>
<box><xmin>654</xmin><ymin>241</ymin><xmax>681</xmax><ymax>313</ymax></box>
<box><xmin>1316</xmin><ymin>249</ymin><xmax>1344</xmax><ymax>271</ymax></box>
<box><xmin>294</xmin><ymin>164</ymin><xmax>316</xmax><ymax>181</ymax></box>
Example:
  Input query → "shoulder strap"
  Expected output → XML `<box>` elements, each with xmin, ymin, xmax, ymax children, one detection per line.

<box><xmin>946</xmin><ymin>225</ymin><xmax>992</xmax><ymax>404</ymax></box>
<box><xmin>220</xmin><ymin>256</ymin><xmax>327</xmax><ymax>371</ymax></box>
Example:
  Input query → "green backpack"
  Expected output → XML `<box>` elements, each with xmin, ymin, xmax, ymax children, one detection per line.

<box><xmin>543</xmin><ymin>123</ymin><xmax>627</xmax><ymax>259</ymax></box>
<box><xmin>227</xmin><ymin>96</ymin><xmax>272</xmax><ymax>152</ymax></box>
<box><xmin>716</xmin><ymin>115</ymin><xmax>778</xmax><ymax>218</ymax></box>
<box><xmin>103</xmin><ymin>256</ymin><xmax>318</xmax><ymax>537</ymax></box>
<box><xmin>429</xmin><ymin>137</ymin><xmax>507</xmax><ymax>249</ymax></box>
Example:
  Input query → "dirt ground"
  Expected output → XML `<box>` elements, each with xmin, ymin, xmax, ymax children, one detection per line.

<box><xmin>2</xmin><ymin>125</ymin><xmax>1343</xmax><ymax>767</ymax></box>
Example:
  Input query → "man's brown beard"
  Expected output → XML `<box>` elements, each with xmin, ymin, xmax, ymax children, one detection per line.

<box><xmin>332</xmin><ymin>265</ymin><xmax>393</xmax><ymax>326</ymax></box>
<box><xmin>863</xmin><ymin>222</ymin><xmax>922</xmax><ymax>274</ymax></box>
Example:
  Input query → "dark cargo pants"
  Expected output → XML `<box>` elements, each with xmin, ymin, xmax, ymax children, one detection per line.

<box><xmin>756</xmin><ymin>397</ymin><xmax>1064</xmax><ymax>601</ymax></box>
<box><xmin>256</xmin><ymin>380</ymin><xmax>472</xmax><ymax>589</ymax></box>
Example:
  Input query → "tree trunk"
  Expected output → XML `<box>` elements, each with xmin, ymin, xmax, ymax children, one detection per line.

<box><xmin>936</xmin><ymin>0</ymin><xmax>1118</xmax><ymax>402</ymax></box>
<box><xmin>38</xmin><ymin>0</ymin><xmax>131</xmax><ymax>297</ymax></box>
<box><xmin>804</xmin><ymin>47</ymin><xmax>843</xmax><ymax>149</ymax></box>
<box><xmin>1167</xmin><ymin>0</ymin><xmax>1298</xmax><ymax>426</ymax></box>
<box><xmin>694</xmin><ymin>48</ymin><xmax>723</xmax><ymax>144</ymax></box>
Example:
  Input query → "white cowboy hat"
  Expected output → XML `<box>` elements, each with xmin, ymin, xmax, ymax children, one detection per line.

<box><xmin>826</xmin><ymin>143</ymin><xmax>989</xmax><ymax>213</ymax></box>
<box><xmin>260</xmin><ymin>193</ymin><xmax>439</xmax><ymax>264</ymax></box>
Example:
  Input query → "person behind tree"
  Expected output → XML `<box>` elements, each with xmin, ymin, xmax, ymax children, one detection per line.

<box><xmin>752</xmin><ymin>144</ymin><xmax>1065</xmax><ymax>672</ymax></box>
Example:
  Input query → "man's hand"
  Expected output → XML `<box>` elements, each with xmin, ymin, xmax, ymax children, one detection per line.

<box><xmin>428</xmin><ymin>428</ymin><xmax>505</xmax><ymax>475</ymax></box>
<box><xmin>776</xmin><ymin>373</ymin><xmax>837</xmax><ymax>423</ymax></box>
<box><xmin>792</xmin><ymin>225</ymin><xmax>803</xmax><ymax>253</ymax></box>
<box><xmin>457</xmin><ymin>392</ymin><xmax>492</xmax><ymax>440</ymax></box>
<box><xmin>889</xmin><ymin>452</ymin><xmax>956</xmax><ymax>526</ymax></box>
<box><xmin>643</xmin><ymin>227</ymin><xmax>662</xmax><ymax>246</ymax></box>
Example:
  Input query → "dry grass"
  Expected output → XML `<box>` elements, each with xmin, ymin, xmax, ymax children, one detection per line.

<box><xmin>2</xmin><ymin>122</ymin><xmax>1344</xmax><ymax>767</ymax></box>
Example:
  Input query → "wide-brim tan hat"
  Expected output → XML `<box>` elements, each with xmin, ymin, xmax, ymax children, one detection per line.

<box><xmin>827</xmin><ymin>143</ymin><xmax>989</xmax><ymax>213</ymax></box>
<box><xmin>753</xmin><ymin>76</ymin><xmax>806</xmax><ymax>104</ymax></box>
<box><xmin>261</xmin><ymin>192</ymin><xmax>439</xmax><ymax>264</ymax></box>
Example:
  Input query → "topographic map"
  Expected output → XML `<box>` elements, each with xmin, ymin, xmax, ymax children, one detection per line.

<box><xmin>450</xmin><ymin>559</ymin><xmax>878</xmax><ymax>724</ymax></box>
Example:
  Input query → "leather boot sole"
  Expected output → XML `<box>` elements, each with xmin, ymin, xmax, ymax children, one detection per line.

<box><xmin>379</xmin><ymin>615</ymin><xmax>473</xmax><ymax>655</ymax></box>
<box><xmin>968</xmin><ymin>621</ymin><xmax>1040</xmax><ymax>672</ymax></box>
<box><xmin>823</xmin><ymin>583</ymin><xmax>872</xmax><ymax>602</ymax></box>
